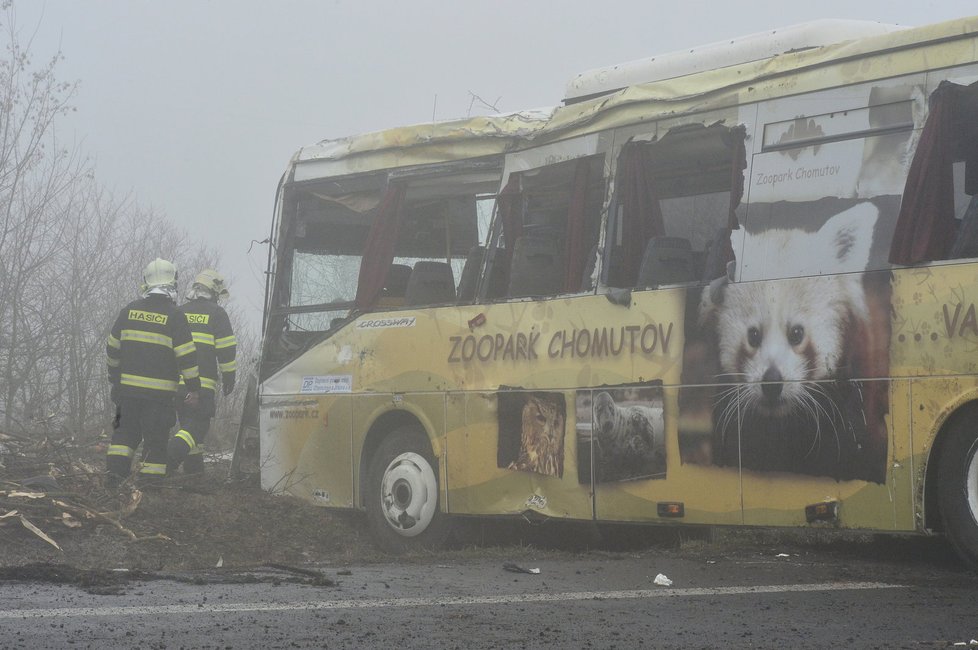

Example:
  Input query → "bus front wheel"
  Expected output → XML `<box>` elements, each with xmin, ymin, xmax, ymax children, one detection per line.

<box><xmin>937</xmin><ymin>422</ymin><xmax>978</xmax><ymax>568</ymax></box>
<box><xmin>365</xmin><ymin>425</ymin><xmax>449</xmax><ymax>554</ymax></box>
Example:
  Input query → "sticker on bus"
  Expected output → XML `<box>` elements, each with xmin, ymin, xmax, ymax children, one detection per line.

<box><xmin>300</xmin><ymin>375</ymin><xmax>353</xmax><ymax>394</ymax></box>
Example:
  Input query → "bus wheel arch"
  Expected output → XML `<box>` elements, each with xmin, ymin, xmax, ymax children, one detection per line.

<box><xmin>360</xmin><ymin>413</ymin><xmax>449</xmax><ymax>554</ymax></box>
<box><xmin>926</xmin><ymin>400</ymin><xmax>978</xmax><ymax>568</ymax></box>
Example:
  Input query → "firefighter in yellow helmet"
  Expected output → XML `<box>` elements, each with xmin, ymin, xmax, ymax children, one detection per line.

<box><xmin>106</xmin><ymin>258</ymin><xmax>200</xmax><ymax>485</ymax></box>
<box><xmin>167</xmin><ymin>268</ymin><xmax>237</xmax><ymax>475</ymax></box>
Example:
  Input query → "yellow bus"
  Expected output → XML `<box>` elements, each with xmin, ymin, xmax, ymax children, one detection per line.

<box><xmin>258</xmin><ymin>16</ymin><xmax>978</xmax><ymax>564</ymax></box>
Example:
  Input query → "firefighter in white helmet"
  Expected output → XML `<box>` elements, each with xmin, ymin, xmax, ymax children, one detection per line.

<box><xmin>106</xmin><ymin>258</ymin><xmax>200</xmax><ymax>485</ymax></box>
<box><xmin>167</xmin><ymin>268</ymin><xmax>237</xmax><ymax>475</ymax></box>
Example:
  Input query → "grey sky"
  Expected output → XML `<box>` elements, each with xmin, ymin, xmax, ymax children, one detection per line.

<box><xmin>13</xmin><ymin>0</ymin><xmax>975</xmax><ymax>331</ymax></box>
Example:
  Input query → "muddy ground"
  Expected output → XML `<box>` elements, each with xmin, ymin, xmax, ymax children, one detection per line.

<box><xmin>0</xmin><ymin>437</ymin><xmax>970</xmax><ymax>591</ymax></box>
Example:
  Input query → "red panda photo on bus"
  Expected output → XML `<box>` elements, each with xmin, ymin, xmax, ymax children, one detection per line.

<box><xmin>678</xmin><ymin>201</ymin><xmax>892</xmax><ymax>483</ymax></box>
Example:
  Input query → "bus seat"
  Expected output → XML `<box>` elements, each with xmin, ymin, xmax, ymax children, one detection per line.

<box><xmin>383</xmin><ymin>264</ymin><xmax>412</xmax><ymax>297</ymax></box>
<box><xmin>405</xmin><ymin>261</ymin><xmax>456</xmax><ymax>306</ymax></box>
<box><xmin>508</xmin><ymin>236</ymin><xmax>564</xmax><ymax>298</ymax></box>
<box><xmin>375</xmin><ymin>263</ymin><xmax>412</xmax><ymax>308</ymax></box>
<box><xmin>456</xmin><ymin>246</ymin><xmax>485</xmax><ymax>303</ymax></box>
<box><xmin>637</xmin><ymin>237</ymin><xmax>694</xmax><ymax>288</ymax></box>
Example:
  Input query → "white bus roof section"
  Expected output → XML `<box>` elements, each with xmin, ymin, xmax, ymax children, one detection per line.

<box><xmin>564</xmin><ymin>20</ymin><xmax>909</xmax><ymax>103</ymax></box>
<box><xmin>289</xmin><ymin>109</ymin><xmax>553</xmax><ymax>184</ymax></box>
<box><xmin>538</xmin><ymin>15</ymin><xmax>978</xmax><ymax>142</ymax></box>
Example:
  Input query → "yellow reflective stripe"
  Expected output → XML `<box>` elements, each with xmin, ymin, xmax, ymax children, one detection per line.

<box><xmin>139</xmin><ymin>462</ymin><xmax>167</xmax><ymax>476</ymax></box>
<box><xmin>192</xmin><ymin>332</ymin><xmax>215</xmax><ymax>346</ymax></box>
<box><xmin>107</xmin><ymin>334</ymin><xmax>121</xmax><ymax>349</ymax></box>
<box><xmin>107</xmin><ymin>357</ymin><xmax>121</xmax><ymax>368</ymax></box>
<box><xmin>175</xmin><ymin>429</ymin><xmax>197</xmax><ymax>450</ymax></box>
<box><xmin>188</xmin><ymin>445</ymin><xmax>204</xmax><ymax>456</ymax></box>
<box><xmin>173</xmin><ymin>341</ymin><xmax>196</xmax><ymax>357</ymax></box>
<box><xmin>120</xmin><ymin>373</ymin><xmax>178</xmax><ymax>392</ymax></box>
<box><xmin>219</xmin><ymin>360</ymin><xmax>237</xmax><ymax>372</ymax></box>
<box><xmin>107</xmin><ymin>444</ymin><xmax>134</xmax><ymax>458</ymax></box>
<box><xmin>121</xmin><ymin>329</ymin><xmax>173</xmax><ymax>348</ymax></box>
<box><xmin>181</xmin><ymin>376</ymin><xmax>214</xmax><ymax>389</ymax></box>
<box><xmin>215</xmin><ymin>335</ymin><xmax>237</xmax><ymax>349</ymax></box>
<box><xmin>182</xmin><ymin>365</ymin><xmax>200</xmax><ymax>380</ymax></box>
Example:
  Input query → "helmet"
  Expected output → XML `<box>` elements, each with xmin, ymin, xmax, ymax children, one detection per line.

<box><xmin>192</xmin><ymin>268</ymin><xmax>229</xmax><ymax>299</ymax></box>
<box><xmin>142</xmin><ymin>258</ymin><xmax>178</xmax><ymax>291</ymax></box>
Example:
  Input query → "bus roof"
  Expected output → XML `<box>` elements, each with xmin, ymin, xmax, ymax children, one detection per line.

<box><xmin>531</xmin><ymin>14</ymin><xmax>978</xmax><ymax>144</ymax></box>
<box><xmin>563</xmin><ymin>19</ymin><xmax>909</xmax><ymax>103</ymax></box>
<box><xmin>283</xmin><ymin>15</ymin><xmax>978</xmax><ymax>187</ymax></box>
<box><xmin>287</xmin><ymin>108</ymin><xmax>554</xmax><ymax>185</ymax></box>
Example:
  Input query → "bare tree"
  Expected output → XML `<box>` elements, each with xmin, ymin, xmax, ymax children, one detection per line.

<box><xmin>0</xmin><ymin>1</ymin><xmax>86</xmax><ymax>430</ymax></box>
<box><xmin>0</xmin><ymin>3</ymin><xmax>252</xmax><ymax>446</ymax></box>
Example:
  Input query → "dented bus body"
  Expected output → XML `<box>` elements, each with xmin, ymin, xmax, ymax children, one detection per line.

<box><xmin>258</xmin><ymin>16</ymin><xmax>978</xmax><ymax>563</ymax></box>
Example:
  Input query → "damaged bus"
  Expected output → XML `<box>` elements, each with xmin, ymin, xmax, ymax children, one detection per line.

<box><xmin>256</xmin><ymin>16</ymin><xmax>978</xmax><ymax>565</ymax></box>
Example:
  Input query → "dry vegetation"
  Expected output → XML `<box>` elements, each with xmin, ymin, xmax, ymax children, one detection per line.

<box><xmin>0</xmin><ymin>431</ymin><xmax>384</xmax><ymax>573</ymax></box>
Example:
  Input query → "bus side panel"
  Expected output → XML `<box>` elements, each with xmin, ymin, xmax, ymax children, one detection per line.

<box><xmin>732</xmin><ymin>380</ymin><xmax>913</xmax><ymax>532</ymax></box>
<box><xmin>352</xmin><ymin>393</ymin><xmax>448</xmax><ymax>511</ymax></box>
<box><xmin>594</xmin><ymin>385</ymin><xmax>744</xmax><ymax>526</ymax></box>
<box><xmin>259</xmin><ymin>394</ymin><xmax>354</xmax><ymax>508</ymax></box>
<box><xmin>899</xmin><ymin>262</ymin><xmax>978</xmax><ymax>528</ymax></box>
<box><xmin>443</xmin><ymin>291</ymin><xmax>688</xmax><ymax>522</ymax></box>
<box><xmin>446</xmin><ymin>390</ymin><xmax>593</xmax><ymax>521</ymax></box>
<box><xmin>890</xmin><ymin>379</ymin><xmax>916</xmax><ymax>532</ymax></box>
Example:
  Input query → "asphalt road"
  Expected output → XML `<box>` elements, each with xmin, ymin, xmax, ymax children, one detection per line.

<box><xmin>1</xmin><ymin>545</ymin><xmax>976</xmax><ymax>649</ymax></box>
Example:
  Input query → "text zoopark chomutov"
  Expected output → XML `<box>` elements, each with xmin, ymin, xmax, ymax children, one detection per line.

<box><xmin>447</xmin><ymin>323</ymin><xmax>674</xmax><ymax>364</ymax></box>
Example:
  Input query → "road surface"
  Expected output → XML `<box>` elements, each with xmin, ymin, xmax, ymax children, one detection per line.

<box><xmin>1</xmin><ymin>538</ymin><xmax>975</xmax><ymax>649</ymax></box>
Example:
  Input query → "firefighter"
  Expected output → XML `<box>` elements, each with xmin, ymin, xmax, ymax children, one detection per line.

<box><xmin>167</xmin><ymin>268</ymin><xmax>237</xmax><ymax>475</ymax></box>
<box><xmin>106</xmin><ymin>258</ymin><xmax>200</xmax><ymax>485</ymax></box>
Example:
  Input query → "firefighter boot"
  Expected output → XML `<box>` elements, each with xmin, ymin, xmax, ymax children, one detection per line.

<box><xmin>167</xmin><ymin>429</ymin><xmax>195</xmax><ymax>474</ymax></box>
<box><xmin>183</xmin><ymin>447</ymin><xmax>204</xmax><ymax>474</ymax></box>
<box><xmin>106</xmin><ymin>445</ymin><xmax>135</xmax><ymax>488</ymax></box>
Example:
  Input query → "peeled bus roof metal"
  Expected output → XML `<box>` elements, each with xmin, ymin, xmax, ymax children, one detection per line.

<box><xmin>563</xmin><ymin>19</ymin><xmax>909</xmax><ymax>103</ymax></box>
<box><xmin>537</xmin><ymin>15</ymin><xmax>978</xmax><ymax>143</ymax></box>
<box><xmin>285</xmin><ymin>15</ymin><xmax>978</xmax><ymax>185</ymax></box>
<box><xmin>289</xmin><ymin>109</ymin><xmax>554</xmax><ymax>184</ymax></box>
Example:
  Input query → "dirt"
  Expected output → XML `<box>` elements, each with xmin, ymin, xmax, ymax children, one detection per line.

<box><xmin>0</xmin><ymin>434</ymin><xmax>970</xmax><ymax>593</ymax></box>
<box><xmin>0</xmin><ymin>469</ymin><xmax>379</xmax><ymax>570</ymax></box>
<box><xmin>0</xmin><ymin>433</ymin><xmax>385</xmax><ymax>582</ymax></box>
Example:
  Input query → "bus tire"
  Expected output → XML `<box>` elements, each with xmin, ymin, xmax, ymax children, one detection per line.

<box><xmin>365</xmin><ymin>425</ymin><xmax>449</xmax><ymax>554</ymax></box>
<box><xmin>937</xmin><ymin>421</ymin><xmax>978</xmax><ymax>569</ymax></box>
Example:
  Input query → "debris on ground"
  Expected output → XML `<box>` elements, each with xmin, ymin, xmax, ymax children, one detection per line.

<box><xmin>503</xmin><ymin>562</ymin><xmax>541</xmax><ymax>574</ymax></box>
<box><xmin>653</xmin><ymin>573</ymin><xmax>672</xmax><ymax>586</ymax></box>
<box><xmin>0</xmin><ymin>429</ymin><xmax>373</xmax><ymax>573</ymax></box>
<box><xmin>0</xmin><ymin>431</ymin><xmax>169</xmax><ymax>550</ymax></box>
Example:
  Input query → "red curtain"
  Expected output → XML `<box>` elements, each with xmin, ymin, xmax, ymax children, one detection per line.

<box><xmin>620</xmin><ymin>143</ymin><xmax>665</xmax><ymax>283</ymax></box>
<box><xmin>353</xmin><ymin>183</ymin><xmax>407</xmax><ymax>312</ymax></box>
<box><xmin>889</xmin><ymin>82</ymin><xmax>957</xmax><ymax>265</ymax></box>
<box><xmin>563</xmin><ymin>159</ymin><xmax>592</xmax><ymax>292</ymax></box>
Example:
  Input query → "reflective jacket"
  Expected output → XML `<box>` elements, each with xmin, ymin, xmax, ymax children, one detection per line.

<box><xmin>180</xmin><ymin>297</ymin><xmax>236</xmax><ymax>395</ymax></box>
<box><xmin>106</xmin><ymin>294</ymin><xmax>201</xmax><ymax>402</ymax></box>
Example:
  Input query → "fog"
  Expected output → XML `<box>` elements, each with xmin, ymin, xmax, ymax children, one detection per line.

<box><xmin>12</xmin><ymin>0</ymin><xmax>977</xmax><ymax>329</ymax></box>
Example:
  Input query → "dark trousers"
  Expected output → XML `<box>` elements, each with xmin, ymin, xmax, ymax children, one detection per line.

<box><xmin>107</xmin><ymin>396</ymin><xmax>176</xmax><ymax>479</ymax></box>
<box><xmin>169</xmin><ymin>389</ymin><xmax>215</xmax><ymax>473</ymax></box>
